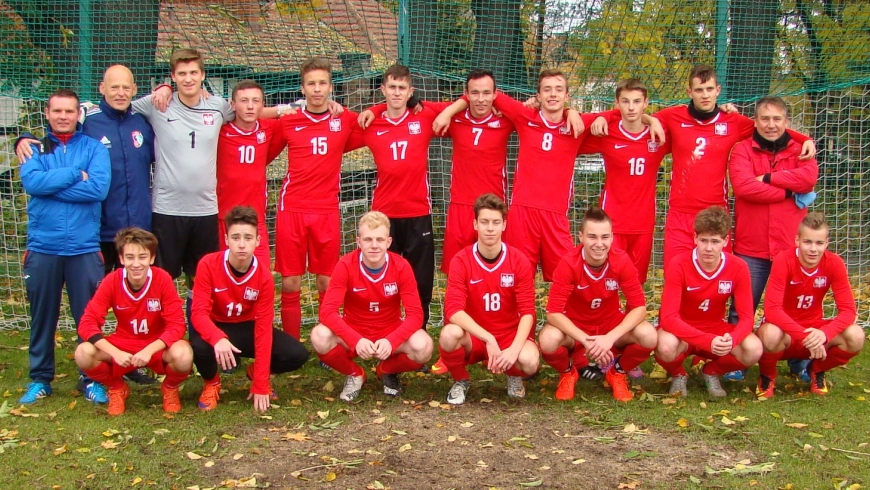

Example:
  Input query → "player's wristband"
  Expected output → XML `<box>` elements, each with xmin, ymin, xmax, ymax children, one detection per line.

<box><xmin>87</xmin><ymin>333</ymin><xmax>104</xmax><ymax>344</ymax></box>
<box><xmin>153</xmin><ymin>83</ymin><xmax>172</xmax><ymax>94</ymax></box>
<box><xmin>276</xmin><ymin>103</ymin><xmax>302</xmax><ymax>117</ymax></box>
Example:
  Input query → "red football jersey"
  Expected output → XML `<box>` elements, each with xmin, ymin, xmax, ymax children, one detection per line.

<box><xmin>446</xmin><ymin>110</ymin><xmax>514</xmax><ymax>204</ymax></box>
<box><xmin>363</xmin><ymin>105</ymin><xmax>446</xmax><ymax>217</ymax></box>
<box><xmin>444</xmin><ymin>243</ymin><xmax>536</xmax><ymax>341</ymax></box>
<box><xmin>660</xmin><ymin>250</ymin><xmax>753</xmax><ymax>351</ymax></box>
<box><xmin>490</xmin><ymin>92</ymin><xmax>606</xmax><ymax>215</ymax></box>
<box><xmin>216</xmin><ymin>119</ymin><xmax>286</xmax><ymax>220</ymax></box>
<box><xmin>191</xmin><ymin>250</ymin><xmax>275</xmax><ymax>395</ymax></box>
<box><xmin>277</xmin><ymin>109</ymin><xmax>364</xmax><ymax>213</ymax></box>
<box><xmin>764</xmin><ymin>249</ymin><xmax>856</xmax><ymax>341</ymax></box>
<box><xmin>577</xmin><ymin>121</ymin><xmax>670</xmax><ymax>233</ymax></box>
<box><xmin>546</xmin><ymin>245</ymin><xmax>645</xmax><ymax>328</ymax></box>
<box><xmin>320</xmin><ymin>250</ymin><xmax>423</xmax><ymax>350</ymax></box>
<box><xmin>79</xmin><ymin>267</ymin><xmax>186</xmax><ymax>350</ymax></box>
<box><xmin>655</xmin><ymin>106</ymin><xmax>809</xmax><ymax>214</ymax></box>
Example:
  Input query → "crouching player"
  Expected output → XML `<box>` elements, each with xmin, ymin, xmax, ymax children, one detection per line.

<box><xmin>438</xmin><ymin>194</ymin><xmax>539</xmax><ymax>405</ymax></box>
<box><xmin>756</xmin><ymin>212</ymin><xmax>863</xmax><ymax>398</ymax></box>
<box><xmin>191</xmin><ymin>207</ymin><xmax>309</xmax><ymax>412</ymax></box>
<box><xmin>75</xmin><ymin>228</ymin><xmax>192</xmax><ymax>415</ymax></box>
<box><xmin>538</xmin><ymin>208</ymin><xmax>656</xmax><ymax>402</ymax></box>
<box><xmin>654</xmin><ymin>206</ymin><xmax>762</xmax><ymax>398</ymax></box>
<box><xmin>312</xmin><ymin>212</ymin><xmax>433</xmax><ymax>401</ymax></box>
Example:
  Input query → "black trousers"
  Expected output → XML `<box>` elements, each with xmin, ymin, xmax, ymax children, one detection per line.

<box><xmin>388</xmin><ymin>214</ymin><xmax>434</xmax><ymax>329</ymax></box>
<box><xmin>190</xmin><ymin>320</ymin><xmax>309</xmax><ymax>381</ymax></box>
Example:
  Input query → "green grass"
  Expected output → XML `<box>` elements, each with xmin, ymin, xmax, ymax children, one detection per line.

<box><xmin>0</xmin><ymin>327</ymin><xmax>869</xmax><ymax>489</ymax></box>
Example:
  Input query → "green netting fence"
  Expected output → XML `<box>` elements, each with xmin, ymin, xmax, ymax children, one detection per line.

<box><xmin>0</xmin><ymin>0</ymin><xmax>868</xmax><ymax>329</ymax></box>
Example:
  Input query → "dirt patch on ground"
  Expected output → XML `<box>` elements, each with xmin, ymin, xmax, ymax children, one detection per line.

<box><xmin>200</xmin><ymin>399</ymin><xmax>751</xmax><ymax>489</ymax></box>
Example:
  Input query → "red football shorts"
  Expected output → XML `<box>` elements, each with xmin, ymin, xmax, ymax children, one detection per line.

<box><xmin>611</xmin><ymin>232</ymin><xmax>653</xmax><ymax>284</ymax></box>
<box><xmin>566</xmin><ymin>312</ymin><xmax>626</xmax><ymax>337</ymax></box>
<box><xmin>441</xmin><ymin>203</ymin><xmax>478</xmax><ymax>274</ymax></box>
<box><xmin>275</xmin><ymin>210</ymin><xmax>340</xmax><ymax>276</ymax></box>
<box><xmin>104</xmin><ymin>336</ymin><xmax>170</xmax><ymax>378</ymax></box>
<box><xmin>465</xmin><ymin>333</ymin><xmax>533</xmax><ymax>365</ymax></box>
<box><xmin>219</xmin><ymin>219</ymin><xmax>270</xmax><ymax>268</ymax></box>
<box><xmin>503</xmin><ymin>205</ymin><xmax>573</xmax><ymax>282</ymax></box>
<box><xmin>663</xmin><ymin>209</ymin><xmax>731</xmax><ymax>270</ymax></box>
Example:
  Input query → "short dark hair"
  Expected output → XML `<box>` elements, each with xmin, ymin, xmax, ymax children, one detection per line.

<box><xmin>689</xmin><ymin>64</ymin><xmax>717</xmax><ymax>85</ymax></box>
<box><xmin>301</xmin><ymin>57</ymin><xmax>333</xmax><ymax>79</ymax></box>
<box><xmin>382</xmin><ymin>64</ymin><xmax>411</xmax><ymax>85</ymax></box>
<box><xmin>755</xmin><ymin>95</ymin><xmax>789</xmax><ymax>118</ymax></box>
<box><xmin>224</xmin><ymin>206</ymin><xmax>258</xmax><ymax>231</ymax></box>
<box><xmin>170</xmin><ymin>48</ymin><xmax>204</xmax><ymax>73</ymax></box>
<box><xmin>473</xmin><ymin>193</ymin><xmax>508</xmax><ymax>219</ymax></box>
<box><xmin>231</xmin><ymin>80</ymin><xmax>264</xmax><ymax>101</ymax></box>
<box><xmin>537</xmin><ymin>68</ymin><xmax>568</xmax><ymax>92</ymax></box>
<box><xmin>580</xmin><ymin>207</ymin><xmax>612</xmax><ymax>232</ymax></box>
<box><xmin>47</xmin><ymin>88</ymin><xmax>80</xmax><ymax>108</ymax></box>
<box><xmin>615</xmin><ymin>78</ymin><xmax>648</xmax><ymax>99</ymax></box>
<box><xmin>799</xmin><ymin>212</ymin><xmax>828</xmax><ymax>234</ymax></box>
<box><xmin>693</xmin><ymin>206</ymin><xmax>731</xmax><ymax>237</ymax></box>
<box><xmin>466</xmin><ymin>69</ymin><xmax>496</xmax><ymax>90</ymax></box>
<box><xmin>114</xmin><ymin>227</ymin><xmax>158</xmax><ymax>257</ymax></box>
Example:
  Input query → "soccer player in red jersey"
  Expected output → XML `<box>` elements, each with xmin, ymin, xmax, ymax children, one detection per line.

<box><xmin>190</xmin><ymin>207</ymin><xmax>309</xmax><ymax>412</ymax></box>
<box><xmin>650</xmin><ymin>65</ymin><xmax>815</xmax><ymax>268</ymax></box>
<box><xmin>273</xmin><ymin>57</ymin><xmax>365</xmax><ymax>339</ymax></box>
<box><xmin>755</xmin><ymin>213</ymin><xmax>863</xmax><ymax>398</ymax></box>
<box><xmin>75</xmin><ymin>228</ymin><xmax>192</xmax><ymax>415</ymax></box>
<box><xmin>538</xmin><ymin>208</ymin><xmax>656</xmax><ymax>402</ymax></box>
<box><xmin>654</xmin><ymin>206</ymin><xmax>762</xmax><ymax>398</ymax></box>
<box><xmin>438</xmin><ymin>194</ymin><xmax>539</xmax><ymax>405</ymax></box>
<box><xmin>311</xmin><ymin>211</ymin><xmax>434</xmax><ymax>401</ymax></box>
<box><xmin>216</xmin><ymin>80</ymin><xmax>287</xmax><ymax>267</ymax></box>
<box><xmin>577</xmin><ymin>78</ymin><xmax>669</xmax><ymax>284</ymax></box>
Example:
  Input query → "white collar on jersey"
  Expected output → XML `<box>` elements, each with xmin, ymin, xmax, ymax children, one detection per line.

<box><xmin>580</xmin><ymin>247</ymin><xmax>610</xmax><ymax>280</ymax></box>
<box><xmin>228</xmin><ymin>120</ymin><xmax>260</xmax><ymax>136</ymax></box>
<box><xmin>692</xmin><ymin>112</ymin><xmax>721</xmax><ymax>126</ymax></box>
<box><xmin>121</xmin><ymin>268</ymin><xmax>153</xmax><ymax>301</ymax></box>
<box><xmin>382</xmin><ymin>110</ymin><xmax>411</xmax><ymax>126</ymax></box>
<box><xmin>537</xmin><ymin>110</ymin><xmax>565</xmax><ymax>129</ymax></box>
<box><xmin>358</xmin><ymin>251</ymin><xmax>390</xmax><ymax>283</ymax></box>
<box><xmin>617</xmin><ymin>120</ymin><xmax>650</xmax><ymax>140</ymax></box>
<box><xmin>691</xmin><ymin>248</ymin><xmax>727</xmax><ymax>280</ymax></box>
<box><xmin>302</xmin><ymin>108</ymin><xmax>332</xmax><ymax>124</ymax></box>
<box><xmin>794</xmin><ymin>248</ymin><xmax>821</xmax><ymax>277</ymax></box>
<box><xmin>472</xmin><ymin>242</ymin><xmax>507</xmax><ymax>272</ymax></box>
<box><xmin>462</xmin><ymin>109</ymin><xmax>494</xmax><ymax>125</ymax></box>
<box><xmin>222</xmin><ymin>249</ymin><xmax>259</xmax><ymax>285</ymax></box>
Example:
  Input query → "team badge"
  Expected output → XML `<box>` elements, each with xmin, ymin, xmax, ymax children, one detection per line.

<box><xmin>559</xmin><ymin>125</ymin><xmax>570</xmax><ymax>135</ymax></box>
<box><xmin>714</xmin><ymin>122</ymin><xmax>728</xmax><ymax>135</ymax></box>
<box><xmin>256</xmin><ymin>131</ymin><xmax>266</xmax><ymax>144</ymax></box>
<box><xmin>147</xmin><ymin>299</ymin><xmax>161</xmax><ymax>312</ymax></box>
<box><xmin>487</xmin><ymin>120</ymin><xmax>501</xmax><ymax>128</ymax></box>
<box><xmin>605</xmin><ymin>279</ymin><xmax>619</xmax><ymax>291</ymax></box>
<box><xmin>408</xmin><ymin>121</ymin><xmax>421</xmax><ymax>135</ymax></box>
<box><xmin>244</xmin><ymin>287</ymin><xmax>260</xmax><ymax>301</ymax></box>
<box><xmin>500</xmin><ymin>274</ymin><xmax>515</xmax><ymax>287</ymax></box>
<box><xmin>813</xmin><ymin>276</ymin><xmax>828</xmax><ymax>288</ymax></box>
<box><xmin>718</xmin><ymin>281</ymin><xmax>733</xmax><ymax>294</ymax></box>
<box><xmin>384</xmin><ymin>282</ymin><xmax>398</xmax><ymax>296</ymax></box>
<box><xmin>647</xmin><ymin>140</ymin><xmax>659</xmax><ymax>152</ymax></box>
<box><xmin>202</xmin><ymin>113</ymin><xmax>215</xmax><ymax>126</ymax></box>
<box><xmin>329</xmin><ymin>119</ymin><xmax>342</xmax><ymax>132</ymax></box>
<box><xmin>131</xmin><ymin>131</ymin><xmax>143</xmax><ymax>148</ymax></box>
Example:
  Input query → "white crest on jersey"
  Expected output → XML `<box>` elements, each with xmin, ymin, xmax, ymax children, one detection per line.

<box><xmin>605</xmin><ymin>278</ymin><xmax>618</xmax><ymax>291</ymax></box>
<box><xmin>383</xmin><ymin>282</ymin><xmax>398</xmax><ymax>296</ymax></box>
<box><xmin>813</xmin><ymin>276</ymin><xmax>828</xmax><ymax>288</ymax></box>
<box><xmin>329</xmin><ymin>118</ymin><xmax>342</xmax><ymax>132</ymax></box>
<box><xmin>408</xmin><ymin>121</ymin><xmax>422</xmax><ymax>135</ymax></box>
<box><xmin>500</xmin><ymin>274</ymin><xmax>515</xmax><ymax>287</ymax></box>
<box><xmin>244</xmin><ymin>287</ymin><xmax>260</xmax><ymax>301</ymax></box>
<box><xmin>714</xmin><ymin>122</ymin><xmax>728</xmax><ymax>135</ymax></box>
<box><xmin>202</xmin><ymin>113</ymin><xmax>215</xmax><ymax>126</ymax></box>
<box><xmin>717</xmin><ymin>281</ymin><xmax>732</xmax><ymax>294</ymax></box>
<box><xmin>256</xmin><ymin>131</ymin><xmax>266</xmax><ymax>144</ymax></box>
<box><xmin>147</xmin><ymin>298</ymin><xmax>161</xmax><ymax>312</ymax></box>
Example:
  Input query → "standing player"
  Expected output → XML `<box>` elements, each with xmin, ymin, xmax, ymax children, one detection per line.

<box><xmin>438</xmin><ymin>194</ymin><xmax>538</xmax><ymax>404</ymax></box>
<box><xmin>576</xmin><ymin>78</ymin><xmax>668</xmax><ymax>284</ymax></box>
<box><xmin>755</xmin><ymin>213</ymin><xmax>863</xmax><ymax>398</ymax></box>
<box><xmin>274</xmin><ymin>57</ymin><xmax>365</xmax><ymax>339</ymax></box>
<box><xmin>538</xmin><ymin>208</ymin><xmax>656</xmax><ymax>402</ymax></box>
<box><xmin>190</xmin><ymin>207</ymin><xmax>309</xmax><ymax>412</ymax></box>
<box><xmin>644</xmin><ymin>65</ymin><xmax>815</xmax><ymax>268</ymax></box>
<box><xmin>654</xmin><ymin>206</ymin><xmax>762</xmax><ymax>398</ymax></box>
<box><xmin>311</xmin><ymin>212</ymin><xmax>433</xmax><ymax>401</ymax></box>
<box><xmin>216</xmin><ymin>79</ymin><xmax>288</xmax><ymax>267</ymax></box>
<box><xmin>131</xmin><ymin>48</ymin><xmax>232</xmax><ymax>323</ymax></box>
<box><xmin>75</xmin><ymin>228</ymin><xmax>192</xmax><ymax>415</ymax></box>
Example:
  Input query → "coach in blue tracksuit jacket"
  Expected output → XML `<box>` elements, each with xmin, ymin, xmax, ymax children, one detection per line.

<box><xmin>18</xmin><ymin>88</ymin><xmax>110</xmax><ymax>405</ymax></box>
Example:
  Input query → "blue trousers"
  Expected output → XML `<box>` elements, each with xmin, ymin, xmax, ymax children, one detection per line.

<box><xmin>728</xmin><ymin>253</ymin><xmax>772</xmax><ymax>325</ymax></box>
<box><xmin>24</xmin><ymin>251</ymin><xmax>103</xmax><ymax>384</ymax></box>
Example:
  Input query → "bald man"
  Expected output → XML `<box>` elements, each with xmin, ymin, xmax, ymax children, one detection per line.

<box><xmin>17</xmin><ymin>65</ymin><xmax>158</xmax><ymax>387</ymax></box>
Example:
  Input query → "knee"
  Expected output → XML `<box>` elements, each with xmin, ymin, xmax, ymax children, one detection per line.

<box><xmin>282</xmin><ymin>276</ymin><xmax>302</xmax><ymax>293</ymax></box>
<box><xmin>309</xmin><ymin>324</ymin><xmax>334</xmax><ymax>354</ymax></box>
<box><xmin>518</xmin><ymin>345</ymin><xmax>540</xmax><ymax>375</ymax></box>
<box><xmin>636</xmin><ymin>323</ymin><xmax>658</xmax><ymax>349</ymax></box>
<box><xmin>842</xmin><ymin>324</ymin><xmax>865</xmax><ymax>353</ymax></box>
<box><xmin>757</xmin><ymin>323</ymin><xmax>784</xmax><ymax>351</ymax></box>
<box><xmin>537</xmin><ymin>325</ymin><xmax>563</xmax><ymax>352</ymax></box>
<box><xmin>438</xmin><ymin>324</ymin><xmax>464</xmax><ymax>349</ymax></box>
<box><xmin>168</xmin><ymin>341</ymin><xmax>194</xmax><ymax>371</ymax></box>
<box><xmin>407</xmin><ymin>332</ymin><xmax>434</xmax><ymax>363</ymax></box>
<box><xmin>74</xmin><ymin>342</ymin><xmax>98</xmax><ymax>368</ymax></box>
<box><xmin>315</xmin><ymin>275</ymin><xmax>330</xmax><ymax>294</ymax></box>
<box><xmin>654</xmin><ymin>336</ymin><xmax>679</xmax><ymax>362</ymax></box>
<box><xmin>740</xmin><ymin>334</ymin><xmax>764</xmax><ymax>364</ymax></box>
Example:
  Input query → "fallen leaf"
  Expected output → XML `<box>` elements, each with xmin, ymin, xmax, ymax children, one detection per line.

<box><xmin>623</xmin><ymin>423</ymin><xmax>637</xmax><ymax>433</ymax></box>
<box><xmin>101</xmin><ymin>440</ymin><xmax>120</xmax><ymax>449</ymax></box>
<box><xmin>221</xmin><ymin>434</ymin><xmax>236</xmax><ymax>440</ymax></box>
<box><xmin>203</xmin><ymin>461</ymin><xmax>214</xmax><ymax>468</ymax></box>
<box><xmin>317</xmin><ymin>411</ymin><xmax>329</xmax><ymax>419</ymax></box>
<box><xmin>131</xmin><ymin>477</ymin><xmax>142</xmax><ymax>486</ymax></box>
<box><xmin>54</xmin><ymin>445</ymin><xmax>68</xmax><ymax>456</ymax></box>
<box><xmin>372</xmin><ymin>417</ymin><xmax>386</xmax><ymax>425</ymax></box>
<box><xmin>428</xmin><ymin>400</ymin><xmax>440</xmax><ymax>408</ymax></box>
<box><xmin>322</xmin><ymin>381</ymin><xmax>334</xmax><ymax>392</ymax></box>
<box><xmin>233</xmin><ymin>453</ymin><xmax>244</xmax><ymax>460</ymax></box>
<box><xmin>447</xmin><ymin>435</ymin><xmax>457</xmax><ymax>442</ymax></box>
<box><xmin>786</xmin><ymin>423</ymin><xmax>808</xmax><ymax>429</ymax></box>
<box><xmin>618</xmin><ymin>483</ymin><xmax>639</xmax><ymax>489</ymax></box>
<box><xmin>281</xmin><ymin>432</ymin><xmax>311</xmax><ymax>442</ymax></box>
<box><xmin>153</xmin><ymin>429</ymin><xmax>170</xmax><ymax>436</ymax></box>
<box><xmin>525</xmin><ymin>454</ymin><xmax>539</xmax><ymax>460</ymax></box>
<box><xmin>186</xmin><ymin>452</ymin><xmax>203</xmax><ymax>460</ymax></box>
<box><xmin>572</xmin><ymin>459</ymin><xmax>586</xmax><ymax>464</ymax></box>
<box><xmin>398</xmin><ymin>443</ymin><xmax>412</xmax><ymax>452</ymax></box>
<box><xmin>518</xmin><ymin>478</ymin><xmax>543</xmax><ymax>487</ymax></box>
<box><xmin>677</xmin><ymin>418</ymin><xmax>689</xmax><ymax>427</ymax></box>
<box><xmin>460</xmin><ymin>422</ymin><xmax>474</xmax><ymax>428</ymax></box>
<box><xmin>67</xmin><ymin>400</ymin><xmax>76</xmax><ymax>410</ymax></box>
<box><xmin>324</xmin><ymin>472</ymin><xmax>336</xmax><ymax>482</ymax></box>
<box><xmin>480</xmin><ymin>398</ymin><xmax>493</xmax><ymax>403</ymax></box>
<box><xmin>721</xmin><ymin>416</ymin><xmax>736</xmax><ymax>426</ymax></box>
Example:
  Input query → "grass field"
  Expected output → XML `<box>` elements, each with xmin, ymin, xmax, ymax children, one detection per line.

<box><xmin>0</xmin><ymin>327</ymin><xmax>868</xmax><ymax>489</ymax></box>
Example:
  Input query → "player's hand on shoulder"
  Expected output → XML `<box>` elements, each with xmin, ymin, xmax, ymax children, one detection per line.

<box><xmin>358</xmin><ymin>110</ymin><xmax>375</xmax><ymax>129</ymax></box>
<box><xmin>589</xmin><ymin>116</ymin><xmax>609</xmax><ymax>137</ymax></box>
<box><xmin>432</xmin><ymin>112</ymin><xmax>452</xmax><ymax>135</ymax></box>
<box><xmin>648</xmin><ymin>116</ymin><xmax>666</xmax><ymax>143</ymax></box>
<box><xmin>248</xmin><ymin>392</ymin><xmax>271</xmax><ymax>412</ymax></box>
<box><xmin>799</xmin><ymin>140</ymin><xmax>817</xmax><ymax>160</ymax></box>
<box><xmin>523</xmin><ymin>96</ymin><xmax>540</xmax><ymax>109</ymax></box>
<box><xmin>566</xmin><ymin>109</ymin><xmax>585</xmax><ymax>138</ymax></box>
<box><xmin>151</xmin><ymin>85</ymin><xmax>173</xmax><ymax>112</ymax></box>
<box><xmin>15</xmin><ymin>138</ymin><xmax>40</xmax><ymax>164</ymax></box>
<box><xmin>718</xmin><ymin>103</ymin><xmax>739</xmax><ymax>114</ymax></box>
<box><xmin>327</xmin><ymin>100</ymin><xmax>345</xmax><ymax>117</ymax></box>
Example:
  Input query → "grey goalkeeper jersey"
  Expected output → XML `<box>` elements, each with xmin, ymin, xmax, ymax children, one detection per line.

<box><xmin>132</xmin><ymin>93</ymin><xmax>232</xmax><ymax>216</ymax></box>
